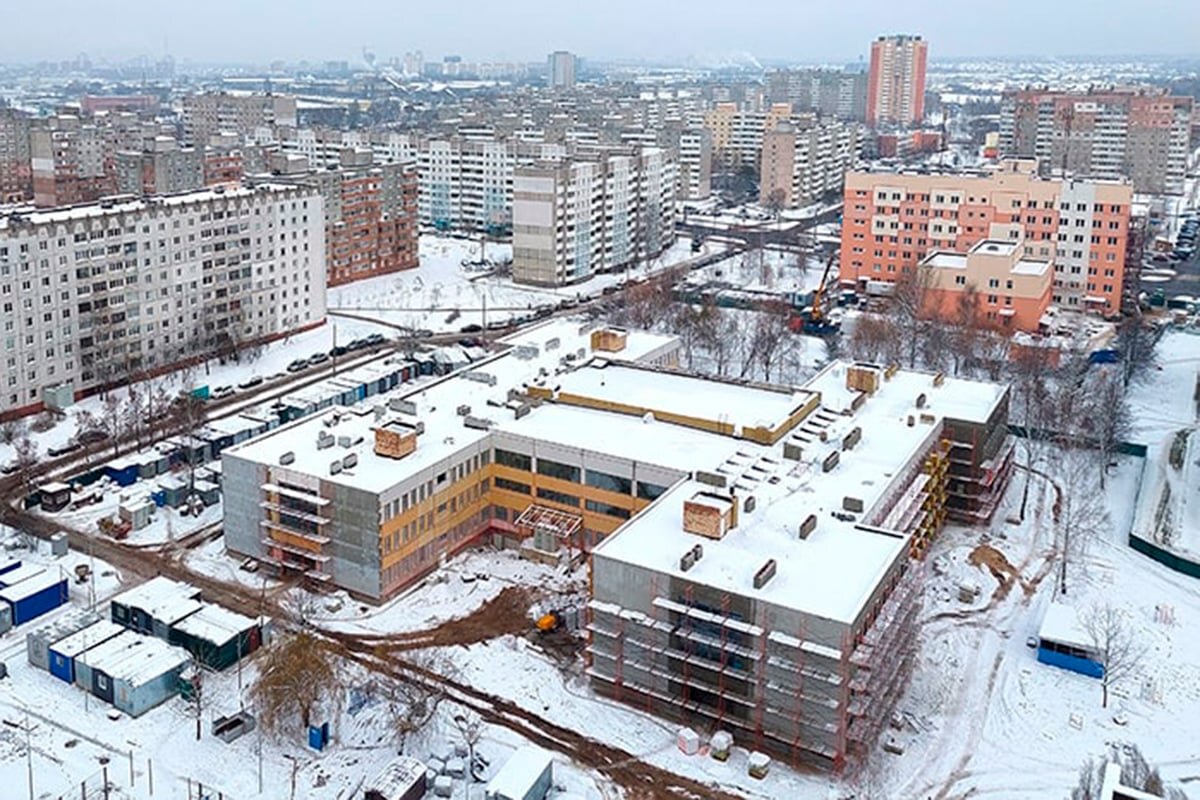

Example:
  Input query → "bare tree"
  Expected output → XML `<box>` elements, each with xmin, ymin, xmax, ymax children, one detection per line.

<box><xmin>1082</xmin><ymin>604</ymin><xmax>1147</xmax><ymax>710</ymax></box>
<box><xmin>1073</xmin><ymin>743</ymin><xmax>1189</xmax><ymax>800</ymax></box>
<box><xmin>250</xmin><ymin>631</ymin><xmax>343</xmax><ymax>739</ymax></box>
<box><xmin>1114</xmin><ymin>314</ymin><xmax>1159</xmax><ymax>388</ymax></box>
<box><xmin>745</xmin><ymin>301</ymin><xmax>794</xmax><ymax>382</ymax></box>
<box><xmin>0</xmin><ymin>418</ymin><xmax>24</xmax><ymax>446</ymax></box>
<box><xmin>100</xmin><ymin>392</ymin><xmax>124</xmax><ymax>455</ymax></box>
<box><xmin>847</xmin><ymin>313</ymin><xmax>902</xmax><ymax>365</ymax></box>
<box><xmin>948</xmin><ymin>284</ymin><xmax>983</xmax><ymax>376</ymax></box>
<box><xmin>377</xmin><ymin>649</ymin><xmax>457</xmax><ymax>749</ymax></box>
<box><xmin>1009</xmin><ymin>346</ymin><xmax>1059</xmax><ymax>521</ymax></box>
<box><xmin>763</xmin><ymin>188</ymin><xmax>787</xmax><ymax>220</ymax></box>
<box><xmin>887</xmin><ymin>267</ymin><xmax>935</xmax><ymax>368</ymax></box>
<box><xmin>1082</xmin><ymin>373</ymin><xmax>1132</xmax><ymax>490</ymax></box>
<box><xmin>12</xmin><ymin>433</ymin><xmax>39</xmax><ymax>492</ymax></box>
<box><xmin>1055</xmin><ymin>453</ymin><xmax>1111</xmax><ymax>596</ymax></box>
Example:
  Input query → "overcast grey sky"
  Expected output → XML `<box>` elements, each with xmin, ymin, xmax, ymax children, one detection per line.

<box><xmin>6</xmin><ymin>0</ymin><xmax>1200</xmax><ymax>64</ymax></box>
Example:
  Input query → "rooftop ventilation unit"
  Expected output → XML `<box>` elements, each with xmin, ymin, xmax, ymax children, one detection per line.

<box><xmin>679</xmin><ymin>544</ymin><xmax>704</xmax><ymax>572</ymax></box>
<box><xmin>317</xmin><ymin>431</ymin><xmax>334</xmax><ymax>450</ymax></box>
<box><xmin>330</xmin><ymin>460</ymin><xmax>343</xmax><ymax>475</ymax></box>
<box><xmin>753</xmin><ymin>559</ymin><xmax>777</xmax><ymax>590</ymax></box>
<box><xmin>342</xmin><ymin>453</ymin><xmax>358</xmax><ymax>470</ymax></box>
<box><xmin>799</xmin><ymin>514</ymin><xmax>817</xmax><ymax>539</ymax></box>
<box><xmin>278</xmin><ymin>451</ymin><xmax>295</xmax><ymax>465</ymax></box>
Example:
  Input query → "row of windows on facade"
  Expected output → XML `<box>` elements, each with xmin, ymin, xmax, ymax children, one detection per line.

<box><xmin>857</xmin><ymin>189</ymin><xmax>1126</xmax><ymax>215</ymax></box>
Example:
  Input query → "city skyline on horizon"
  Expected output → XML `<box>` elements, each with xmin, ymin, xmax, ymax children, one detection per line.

<box><xmin>3</xmin><ymin>0</ymin><xmax>1199</xmax><ymax>67</ymax></box>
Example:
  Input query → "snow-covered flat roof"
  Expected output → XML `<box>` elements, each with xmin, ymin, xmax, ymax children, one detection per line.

<box><xmin>0</xmin><ymin>184</ymin><xmax>306</xmax><ymax>230</ymax></box>
<box><xmin>486</xmin><ymin>746</ymin><xmax>553</xmax><ymax>799</ymax></box>
<box><xmin>495</xmin><ymin>402</ymin><xmax>740</xmax><ymax>474</ymax></box>
<box><xmin>1038</xmin><ymin>601</ymin><xmax>1095</xmax><ymax>650</ymax></box>
<box><xmin>225</xmin><ymin>319</ymin><xmax>682</xmax><ymax>494</ymax></box>
<box><xmin>49</xmin><ymin>619</ymin><xmax>126</xmax><ymax>659</ymax></box>
<box><xmin>365</xmin><ymin>757</ymin><xmax>426</xmax><ymax>797</ymax></box>
<box><xmin>109</xmin><ymin>576</ymin><xmax>201</xmax><ymax>623</ymax></box>
<box><xmin>0</xmin><ymin>570</ymin><xmax>64</xmax><ymax>601</ymax></box>
<box><xmin>1011</xmin><ymin>258</ymin><xmax>1052</xmax><ymax>276</ymax></box>
<box><xmin>540</xmin><ymin>362</ymin><xmax>812</xmax><ymax>432</ymax></box>
<box><xmin>171</xmin><ymin>604</ymin><xmax>258</xmax><ymax>647</ymax></box>
<box><xmin>593</xmin><ymin>362</ymin><xmax>1009</xmax><ymax>625</ymax></box>
<box><xmin>79</xmin><ymin>631</ymin><xmax>190</xmax><ymax>685</ymax></box>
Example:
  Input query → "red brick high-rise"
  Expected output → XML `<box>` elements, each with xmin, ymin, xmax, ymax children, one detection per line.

<box><xmin>866</xmin><ymin>35</ymin><xmax>928</xmax><ymax>128</ymax></box>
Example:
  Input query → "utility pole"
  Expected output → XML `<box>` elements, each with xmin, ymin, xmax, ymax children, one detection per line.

<box><xmin>23</xmin><ymin>711</ymin><xmax>33</xmax><ymax>800</ymax></box>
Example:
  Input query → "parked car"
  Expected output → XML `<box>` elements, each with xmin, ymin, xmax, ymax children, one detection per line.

<box><xmin>237</xmin><ymin>376</ymin><xmax>264</xmax><ymax>390</ymax></box>
<box><xmin>75</xmin><ymin>429</ymin><xmax>110</xmax><ymax>446</ymax></box>
<box><xmin>0</xmin><ymin>461</ymin><xmax>18</xmax><ymax>475</ymax></box>
<box><xmin>47</xmin><ymin>441</ymin><xmax>83</xmax><ymax>457</ymax></box>
<box><xmin>459</xmin><ymin>324</ymin><xmax>483</xmax><ymax>334</ymax></box>
<box><xmin>329</xmin><ymin>345</ymin><xmax>348</xmax><ymax>358</ymax></box>
<box><xmin>345</xmin><ymin>338</ymin><xmax>367</xmax><ymax>352</ymax></box>
<box><xmin>415</xmin><ymin>329</ymin><xmax>434</xmax><ymax>338</ymax></box>
<box><xmin>286</xmin><ymin>359</ymin><xmax>308</xmax><ymax>373</ymax></box>
<box><xmin>365</xmin><ymin>333</ymin><xmax>385</xmax><ymax>345</ymax></box>
<box><xmin>211</xmin><ymin>385</ymin><xmax>235</xmax><ymax>400</ymax></box>
<box><xmin>307</xmin><ymin>352</ymin><xmax>329</xmax><ymax>366</ymax></box>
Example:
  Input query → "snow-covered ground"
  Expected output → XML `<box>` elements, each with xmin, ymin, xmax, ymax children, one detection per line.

<box><xmin>682</xmin><ymin>248</ymin><xmax>829</xmax><ymax>297</ymax></box>
<box><xmin>328</xmin><ymin>234</ymin><xmax>716</xmax><ymax>333</ymax></box>
<box><xmin>0</xmin><ymin>316</ymin><xmax>396</xmax><ymax>470</ymax></box>
<box><xmin>1127</xmin><ymin>330</ymin><xmax>1200</xmax><ymax>442</ymax></box>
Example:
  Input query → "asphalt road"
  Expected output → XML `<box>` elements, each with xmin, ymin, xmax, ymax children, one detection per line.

<box><xmin>1147</xmin><ymin>247</ymin><xmax>1200</xmax><ymax>298</ymax></box>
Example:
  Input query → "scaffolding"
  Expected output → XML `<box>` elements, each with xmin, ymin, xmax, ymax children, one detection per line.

<box><xmin>515</xmin><ymin>503</ymin><xmax>583</xmax><ymax>558</ymax></box>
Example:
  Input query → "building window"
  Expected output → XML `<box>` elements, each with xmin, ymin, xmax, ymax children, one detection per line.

<box><xmin>494</xmin><ymin>477</ymin><xmax>530</xmax><ymax>495</ymax></box>
<box><xmin>585</xmin><ymin>469</ymin><xmax>632</xmax><ymax>495</ymax></box>
<box><xmin>536</xmin><ymin>458</ymin><xmax>580</xmax><ymax>483</ymax></box>
<box><xmin>494</xmin><ymin>448</ymin><xmax>532</xmax><ymax>471</ymax></box>
<box><xmin>585</xmin><ymin>499</ymin><xmax>631</xmax><ymax>519</ymax></box>
<box><xmin>637</xmin><ymin>481</ymin><xmax>668</xmax><ymax>501</ymax></box>
<box><xmin>536</xmin><ymin>487</ymin><xmax>579</xmax><ymax>507</ymax></box>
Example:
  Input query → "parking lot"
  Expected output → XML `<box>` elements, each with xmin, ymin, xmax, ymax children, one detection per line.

<box><xmin>1144</xmin><ymin>213</ymin><xmax>1200</xmax><ymax>300</ymax></box>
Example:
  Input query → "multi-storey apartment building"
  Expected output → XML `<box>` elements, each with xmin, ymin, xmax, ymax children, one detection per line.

<box><xmin>766</xmin><ymin>69</ymin><xmax>868</xmax><ymax>121</ymax></box>
<box><xmin>840</xmin><ymin>159</ymin><xmax>1132</xmax><ymax>315</ymax></box>
<box><xmin>264</xmin><ymin>155</ymin><xmax>418</xmax><ymax>286</ymax></box>
<box><xmin>182</xmin><ymin>93</ymin><xmax>297</xmax><ymax>146</ymax></box>
<box><xmin>759</xmin><ymin>119</ymin><xmax>862</xmax><ymax>209</ymax></box>
<box><xmin>30</xmin><ymin>116</ymin><xmax>119</xmax><ymax>208</ymax></box>
<box><xmin>548</xmin><ymin>51</ymin><xmax>578</xmax><ymax>90</ymax></box>
<box><xmin>676</xmin><ymin>128</ymin><xmax>713</xmax><ymax>201</ymax></box>
<box><xmin>703</xmin><ymin>102</ymin><xmax>795</xmax><ymax>169</ymax></box>
<box><xmin>512</xmin><ymin>147</ymin><xmax>676</xmax><ymax>286</ymax></box>
<box><xmin>998</xmin><ymin>87</ymin><xmax>1194</xmax><ymax>195</ymax></box>
<box><xmin>866</xmin><ymin>34</ymin><xmax>928</xmax><ymax>128</ymax></box>
<box><xmin>0</xmin><ymin>184</ymin><xmax>325</xmax><ymax>417</ymax></box>
<box><xmin>0</xmin><ymin>105</ymin><xmax>32</xmax><ymax>203</ymax></box>
<box><xmin>115</xmin><ymin>137</ymin><xmax>205</xmax><ymax>197</ymax></box>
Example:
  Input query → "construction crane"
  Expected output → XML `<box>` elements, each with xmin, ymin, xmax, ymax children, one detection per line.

<box><xmin>789</xmin><ymin>248</ymin><xmax>841</xmax><ymax>336</ymax></box>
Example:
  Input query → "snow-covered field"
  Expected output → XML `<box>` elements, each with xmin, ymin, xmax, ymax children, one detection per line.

<box><xmin>327</xmin><ymin>234</ymin><xmax>715</xmax><ymax>332</ymax></box>
<box><xmin>683</xmin><ymin>248</ymin><xmax>829</xmax><ymax>297</ymax></box>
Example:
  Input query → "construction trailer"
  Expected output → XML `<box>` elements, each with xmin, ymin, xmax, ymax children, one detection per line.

<box><xmin>485</xmin><ymin>747</ymin><xmax>554</xmax><ymax>800</ymax></box>
<box><xmin>168</xmin><ymin>604</ymin><xmax>263</xmax><ymax>670</ymax></box>
<box><xmin>109</xmin><ymin>576</ymin><xmax>202</xmax><ymax>639</ymax></box>
<box><xmin>74</xmin><ymin>631</ymin><xmax>190</xmax><ymax>717</ymax></box>
<box><xmin>47</xmin><ymin>620</ymin><xmax>126</xmax><ymax>683</ymax></box>
<box><xmin>1037</xmin><ymin>602</ymin><xmax>1104</xmax><ymax>679</ymax></box>
<box><xmin>0</xmin><ymin>570</ymin><xmax>69</xmax><ymax>625</ymax></box>
<box><xmin>24</xmin><ymin>608</ymin><xmax>98</xmax><ymax>671</ymax></box>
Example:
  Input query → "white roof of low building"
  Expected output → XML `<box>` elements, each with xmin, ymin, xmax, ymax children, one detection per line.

<box><xmin>49</xmin><ymin>619</ymin><xmax>125</xmax><ymax>659</ymax></box>
<box><xmin>172</xmin><ymin>604</ymin><xmax>258</xmax><ymax>647</ymax></box>
<box><xmin>1039</xmin><ymin>601</ymin><xmax>1095</xmax><ymax>650</ymax></box>
<box><xmin>364</xmin><ymin>756</ymin><xmax>426</xmax><ymax>798</ymax></box>
<box><xmin>485</xmin><ymin>747</ymin><xmax>553</xmax><ymax>799</ymax></box>
<box><xmin>0</xmin><ymin>570</ymin><xmax>64</xmax><ymax>601</ymax></box>
<box><xmin>224</xmin><ymin>319</ymin><xmax>681</xmax><ymax>495</ymax></box>
<box><xmin>109</xmin><ymin>576</ymin><xmax>201</xmax><ymax>625</ymax></box>
<box><xmin>78</xmin><ymin>631</ymin><xmax>189</xmax><ymax>686</ymax></box>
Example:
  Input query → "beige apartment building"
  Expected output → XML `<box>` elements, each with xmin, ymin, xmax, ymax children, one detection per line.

<box><xmin>759</xmin><ymin>119</ymin><xmax>862</xmax><ymax>210</ymax></box>
<box><xmin>919</xmin><ymin>235</ymin><xmax>1054</xmax><ymax>332</ymax></box>
<box><xmin>512</xmin><ymin>148</ymin><xmax>676</xmax><ymax>286</ymax></box>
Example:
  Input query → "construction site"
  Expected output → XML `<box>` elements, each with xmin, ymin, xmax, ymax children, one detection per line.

<box><xmin>584</xmin><ymin>362</ymin><xmax>1011</xmax><ymax>770</ymax></box>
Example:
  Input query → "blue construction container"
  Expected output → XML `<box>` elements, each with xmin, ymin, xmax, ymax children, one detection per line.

<box><xmin>104</xmin><ymin>457</ymin><xmax>140</xmax><ymax>487</ymax></box>
<box><xmin>0</xmin><ymin>571</ymin><xmax>69</xmax><ymax>625</ymax></box>
<box><xmin>0</xmin><ymin>557</ymin><xmax>21</xmax><ymax>577</ymax></box>
<box><xmin>48</xmin><ymin>620</ymin><xmax>125</xmax><ymax>683</ymax></box>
